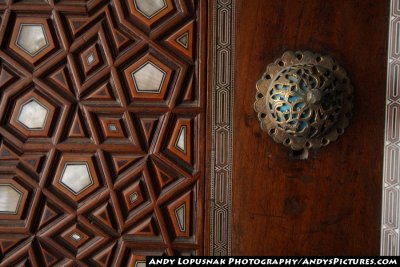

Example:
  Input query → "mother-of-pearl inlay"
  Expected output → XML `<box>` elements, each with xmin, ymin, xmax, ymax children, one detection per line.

<box><xmin>86</xmin><ymin>53</ymin><xmax>96</xmax><ymax>65</ymax></box>
<box><xmin>59</xmin><ymin>163</ymin><xmax>93</xmax><ymax>195</ymax></box>
<box><xmin>70</xmin><ymin>232</ymin><xmax>82</xmax><ymax>241</ymax></box>
<box><xmin>132</xmin><ymin>61</ymin><xmax>166</xmax><ymax>93</ymax></box>
<box><xmin>0</xmin><ymin>184</ymin><xmax>23</xmax><ymax>214</ymax></box>
<box><xmin>17</xmin><ymin>98</ymin><xmax>49</xmax><ymax>130</ymax></box>
<box><xmin>174</xmin><ymin>204</ymin><xmax>186</xmax><ymax>232</ymax></box>
<box><xmin>16</xmin><ymin>24</ymin><xmax>49</xmax><ymax>57</ymax></box>
<box><xmin>134</xmin><ymin>0</ymin><xmax>168</xmax><ymax>19</ymax></box>
<box><xmin>175</xmin><ymin>126</ymin><xmax>186</xmax><ymax>152</ymax></box>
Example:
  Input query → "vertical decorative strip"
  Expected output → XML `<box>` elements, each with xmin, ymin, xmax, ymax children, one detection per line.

<box><xmin>382</xmin><ymin>0</ymin><xmax>400</xmax><ymax>256</ymax></box>
<box><xmin>210</xmin><ymin>0</ymin><xmax>235</xmax><ymax>256</ymax></box>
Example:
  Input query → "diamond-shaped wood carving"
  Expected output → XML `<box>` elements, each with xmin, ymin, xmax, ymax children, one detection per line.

<box><xmin>0</xmin><ymin>0</ymin><xmax>205</xmax><ymax>263</ymax></box>
<box><xmin>115</xmin><ymin>168</ymin><xmax>153</xmax><ymax>224</ymax></box>
<box><xmin>60</xmin><ymin>224</ymin><xmax>91</xmax><ymax>249</ymax></box>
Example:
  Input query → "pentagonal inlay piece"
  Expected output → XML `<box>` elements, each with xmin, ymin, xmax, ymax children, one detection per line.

<box><xmin>132</xmin><ymin>61</ymin><xmax>166</xmax><ymax>93</ymax></box>
<box><xmin>16</xmin><ymin>24</ymin><xmax>49</xmax><ymax>57</ymax></box>
<box><xmin>53</xmin><ymin>155</ymin><xmax>101</xmax><ymax>202</ymax></box>
<box><xmin>10</xmin><ymin>90</ymin><xmax>57</xmax><ymax>138</ymax></box>
<box><xmin>59</xmin><ymin>163</ymin><xmax>93</xmax><ymax>195</ymax></box>
<box><xmin>10</xmin><ymin>17</ymin><xmax>56</xmax><ymax>65</ymax></box>
<box><xmin>134</xmin><ymin>0</ymin><xmax>167</xmax><ymax>19</ymax></box>
<box><xmin>17</xmin><ymin>98</ymin><xmax>49</xmax><ymax>130</ymax></box>
<box><xmin>0</xmin><ymin>184</ymin><xmax>22</xmax><ymax>214</ymax></box>
<box><xmin>0</xmin><ymin>179</ymin><xmax>29</xmax><ymax>220</ymax></box>
<box><xmin>124</xmin><ymin>54</ymin><xmax>172</xmax><ymax>101</ymax></box>
<box><xmin>127</xmin><ymin>0</ymin><xmax>174</xmax><ymax>27</ymax></box>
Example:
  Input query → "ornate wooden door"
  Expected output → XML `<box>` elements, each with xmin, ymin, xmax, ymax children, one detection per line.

<box><xmin>0</xmin><ymin>0</ymin><xmax>206</xmax><ymax>265</ymax></box>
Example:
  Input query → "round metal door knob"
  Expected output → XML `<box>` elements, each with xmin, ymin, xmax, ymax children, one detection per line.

<box><xmin>254</xmin><ymin>51</ymin><xmax>353</xmax><ymax>151</ymax></box>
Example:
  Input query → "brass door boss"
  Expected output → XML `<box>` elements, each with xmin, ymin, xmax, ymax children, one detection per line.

<box><xmin>254</xmin><ymin>51</ymin><xmax>353</xmax><ymax>152</ymax></box>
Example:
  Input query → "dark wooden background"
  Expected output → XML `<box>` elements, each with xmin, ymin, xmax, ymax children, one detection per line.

<box><xmin>232</xmin><ymin>0</ymin><xmax>389</xmax><ymax>255</ymax></box>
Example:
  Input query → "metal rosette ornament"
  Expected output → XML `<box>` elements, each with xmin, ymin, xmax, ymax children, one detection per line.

<box><xmin>254</xmin><ymin>51</ymin><xmax>353</xmax><ymax>151</ymax></box>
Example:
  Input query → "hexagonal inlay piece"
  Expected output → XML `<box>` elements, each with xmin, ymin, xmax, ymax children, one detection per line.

<box><xmin>17</xmin><ymin>98</ymin><xmax>49</xmax><ymax>130</ymax></box>
<box><xmin>0</xmin><ymin>184</ymin><xmax>23</xmax><ymax>214</ymax></box>
<box><xmin>132</xmin><ymin>61</ymin><xmax>166</xmax><ymax>93</ymax></box>
<box><xmin>16</xmin><ymin>24</ymin><xmax>49</xmax><ymax>57</ymax></box>
<box><xmin>60</xmin><ymin>163</ymin><xmax>93</xmax><ymax>195</ymax></box>
<box><xmin>134</xmin><ymin>0</ymin><xmax>167</xmax><ymax>19</ymax></box>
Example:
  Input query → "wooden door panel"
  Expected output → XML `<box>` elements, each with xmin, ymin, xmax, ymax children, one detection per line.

<box><xmin>233</xmin><ymin>0</ymin><xmax>388</xmax><ymax>255</ymax></box>
<box><xmin>0</xmin><ymin>0</ymin><xmax>205</xmax><ymax>265</ymax></box>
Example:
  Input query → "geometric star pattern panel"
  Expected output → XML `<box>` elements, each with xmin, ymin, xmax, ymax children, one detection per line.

<box><xmin>0</xmin><ymin>0</ymin><xmax>205</xmax><ymax>265</ymax></box>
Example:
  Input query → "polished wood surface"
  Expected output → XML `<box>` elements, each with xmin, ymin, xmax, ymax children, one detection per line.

<box><xmin>233</xmin><ymin>0</ymin><xmax>388</xmax><ymax>255</ymax></box>
<box><xmin>0</xmin><ymin>0</ymin><xmax>206</xmax><ymax>265</ymax></box>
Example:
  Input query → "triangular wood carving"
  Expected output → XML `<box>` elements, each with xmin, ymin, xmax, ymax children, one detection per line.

<box><xmin>129</xmin><ymin>216</ymin><xmax>158</xmax><ymax>236</ymax></box>
<box><xmin>0</xmin><ymin>142</ymin><xmax>18</xmax><ymax>160</ymax></box>
<box><xmin>111</xmin><ymin>155</ymin><xmax>142</xmax><ymax>175</ymax></box>
<box><xmin>0</xmin><ymin>68</ymin><xmax>14</xmax><ymax>88</ymax></box>
<box><xmin>48</xmin><ymin>66</ymin><xmax>74</xmax><ymax>96</ymax></box>
<box><xmin>167</xmin><ymin>118</ymin><xmax>193</xmax><ymax>166</ymax></box>
<box><xmin>91</xmin><ymin>202</ymin><xmax>115</xmax><ymax>230</ymax></box>
<box><xmin>68</xmin><ymin>109</ymin><xmax>90</xmax><ymax>138</ymax></box>
<box><xmin>151</xmin><ymin>161</ymin><xmax>176</xmax><ymax>191</ymax></box>
<box><xmin>112</xmin><ymin>29</ymin><xmax>130</xmax><ymax>51</ymax></box>
<box><xmin>125</xmin><ymin>215</ymin><xmax>163</xmax><ymax>243</ymax></box>
<box><xmin>38</xmin><ymin>242</ymin><xmax>61</xmax><ymax>266</ymax></box>
<box><xmin>0</xmin><ymin>235</ymin><xmax>28</xmax><ymax>255</ymax></box>
<box><xmin>85</xmin><ymin>82</ymin><xmax>115</xmax><ymax>101</ymax></box>
<box><xmin>165</xmin><ymin>21</ymin><xmax>194</xmax><ymax>59</ymax></box>
<box><xmin>21</xmin><ymin>154</ymin><xmax>45</xmax><ymax>173</ymax></box>
<box><xmin>67</xmin><ymin>17</ymin><xmax>90</xmax><ymax>38</ymax></box>
<box><xmin>92</xmin><ymin>243</ymin><xmax>116</xmax><ymax>267</ymax></box>
<box><xmin>38</xmin><ymin>201</ymin><xmax>62</xmax><ymax>230</ymax></box>
<box><xmin>137</xmin><ymin>115</ymin><xmax>163</xmax><ymax>148</ymax></box>
<box><xmin>166</xmin><ymin>190</ymin><xmax>192</xmax><ymax>238</ymax></box>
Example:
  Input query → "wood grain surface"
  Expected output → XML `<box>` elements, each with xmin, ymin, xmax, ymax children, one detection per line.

<box><xmin>233</xmin><ymin>0</ymin><xmax>389</xmax><ymax>255</ymax></box>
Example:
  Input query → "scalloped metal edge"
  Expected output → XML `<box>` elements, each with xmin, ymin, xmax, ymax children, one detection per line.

<box><xmin>254</xmin><ymin>50</ymin><xmax>353</xmax><ymax>151</ymax></box>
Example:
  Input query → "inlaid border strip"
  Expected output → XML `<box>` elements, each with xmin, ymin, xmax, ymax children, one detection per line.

<box><xmin>210</xmin><ymin>0</ymin><xmax>235</xmax><ymax>256</ymax></box>
<box><xmin>382</xmin><ymin>0</ymin><xmax>400</xmax><ymax>256</ymax></box>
